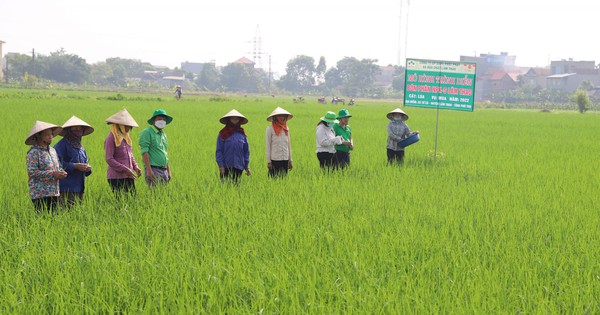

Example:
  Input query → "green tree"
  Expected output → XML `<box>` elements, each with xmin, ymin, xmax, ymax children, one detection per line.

<box><xmin>330</xmin><ymin>57</ymin><xmax>381</xmax><ymax>97</ymax></box>
<box><xmin>220</xmin><ymin>63</ymin><xmax>259</xmax><ymax>92</ymax></box>
<box><xmin>571</xmin><ymin>89</ymin><xmax>591</xmax><ymax>113</ymax></box>
<box><xmin>43</xmin><ymin>48</ymin><xmax>90</xmax><ymax>84</ymax></box>
<box><xmin>316</xmin><ymin>56</ymin><xmax>327</xmax><ymax>85</ymax></box>
<box><xmin>89</xmin><ymin>62</ymin><xmax>113</xmax><ymax>86</ymax></box>
<box><xmin>277</xmin><ymin>55</ymin><xmax>317</xmax><ymax>93</ymax></box>
<box><xmin>4</xmin><ymin>53</ymin><xmax>33</xmax><ymax>80</ymax></box>
<box><xmin>196</xmin><ymin>63</ymin><xmax>220</xmax><ymax>91</ymax></box>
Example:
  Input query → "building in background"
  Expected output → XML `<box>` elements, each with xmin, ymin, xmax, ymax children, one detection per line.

<box><xmin>0</xmin><ymin>40</ymin><xmax>5</xmax><ymax>81</ymax></box>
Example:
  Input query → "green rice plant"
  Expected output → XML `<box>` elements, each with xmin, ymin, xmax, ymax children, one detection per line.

<box><xmin>0</xmin><ymin>88</ymin><xmax>599</xmax><ymax>313</ymax></box>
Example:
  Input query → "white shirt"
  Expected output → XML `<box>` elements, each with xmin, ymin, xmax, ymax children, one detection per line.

<box><xmin>265</xmin><ymin>125</ymin><xmax>292</xmax><ymax>162</ymax></box>
<box><xmin>315</xmin><ymin>123</ymin><xmax>343</xmax><ymax>153</ymax></box>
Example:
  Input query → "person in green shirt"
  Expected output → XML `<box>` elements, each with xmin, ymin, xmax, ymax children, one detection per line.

<box><xmin>139</xmin><ymin>109</ymin><xmax>172</xmax><ymax>187</ymax></box>
<box><xmin>333</xmin><ymin>109</ymin><xmax>353</xmax><ymax>169</ymax></box>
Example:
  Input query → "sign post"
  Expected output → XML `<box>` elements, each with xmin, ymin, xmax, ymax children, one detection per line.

<box><xmin>403</xmin><ymin>58</ymin><xmax>477</xmax><ymax>158</ymax></box>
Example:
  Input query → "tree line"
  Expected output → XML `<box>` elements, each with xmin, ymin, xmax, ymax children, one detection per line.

<box><xmin>3</xmin><ymin>48</ymin><xmax>406</xmax><ymax>98</ymax></box>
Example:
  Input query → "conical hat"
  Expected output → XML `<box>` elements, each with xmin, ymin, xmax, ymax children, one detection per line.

<box><xmin>59</xmin><ymin>116</ymin><xmax>94</xmax><ymax>136</ymax></box>
<box><xmin>220</xmin><ymin>109</ymin><xmax>248</xmax><ymax>125</ymax></box>
<box><xmin>387</xmin><ymin>108</ymin><xmax>409</xmax><ymax>121</ymax></box>
<box><xmin>267</xmin><ymin>107</ymin><xmax>293</xmax><ymax>121</ymax></box>
<box><xmin>25</xmin><ymin>121</ymin><xmax>62</xmax><ymax>145</ymax></box>
<box><xmin>105</xmin><ymin>109</ymin><xmax>139</xmax><ymax>127</ymax></box>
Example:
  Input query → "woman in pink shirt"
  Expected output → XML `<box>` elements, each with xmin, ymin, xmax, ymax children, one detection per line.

<box><xmin>104</xmin><ymin>109</ymin><xmax>142</xmax><ymax>194</ymax></box>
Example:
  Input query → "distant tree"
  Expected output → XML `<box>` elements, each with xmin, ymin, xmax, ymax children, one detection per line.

<box><xmin>571</xmin><ymin>89</ymin><xmax>591</xmax><ymax>113</ymax></box>
<box><xmin>220</xmin><ymin>63</ymin><xmax>259</xmax><ymax>92</ymax></box>
<box><xmin>43</xmin><ymin>48</ymin><xmax>90</xmax><ymax>84</ymax></box>
<box><xmin>330</xmin><ymin>57</ymin><xmax>381</xmax><ymax>96</ymax></box>
<box><xmin>277</xmin><ymin>55</ymin><xmax>316</xmax><ymax>93</ymax></box>
<box><xmin>105</xmin><ymin>57</ymin><xmax>153</xmax><ymax>78</ymax></box>
<box><xmin>196</xmin><ymin>63</ymin><xmax>220</xmax><ymax>91</ymax></box>
<box><xmin>89</xmin><ymin>62</ymin><xmax>113</xmax><ymax>86</ymax></box>
<box><xmin>324</xmin><ymin>67</ymin><xmax>342</xmax><ymax>90</ymax></box>
<box><xmin>579</xmin><ymin>80</ymin><xmax>594</xmax><ymax>90</ymax></box>
<box><xmin>316</xmin><ymin>56</ymin><xmax>327</xmax><ymax>85</ymax></box>
<box><xmin>4</xmin><ymin>53</ymin><xmax>32</xmax><ymax>80</ymax></box>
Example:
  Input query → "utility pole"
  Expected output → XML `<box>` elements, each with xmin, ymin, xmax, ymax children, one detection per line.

<box><xmin>31</xmin><ymin>48</ymin><xmax>36</xmax><ymax>77</ymax></box>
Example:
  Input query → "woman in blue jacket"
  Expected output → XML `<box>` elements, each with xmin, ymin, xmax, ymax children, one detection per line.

<box><xmin>54</xmin><ymin>116</ymin><xmax>94</xmax><ymax>205</ymax></box>
<box><xmin>216</xmin><ymin>109</ymin><xmax>250</xmax><ymax>183</ymax></box>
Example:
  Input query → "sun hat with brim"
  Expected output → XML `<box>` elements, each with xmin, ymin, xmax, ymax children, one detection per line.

<box><xmin>59</xmin><ymin>116</ymin><xmax>94</xmax><ymax>136</ymax></box>
<box><xmin>267</xmin><ymin>107</ymin><xmax>293</xmax><ymax>122</ymax></box>
<box><xmin>337</xmin><ymin>109</ymin><xmax>352</xmax><ymax>119</ymax></box>
<box><xmin>320</xmin><ymin>111</ymin><xmax>339</xmax><ymax>124</ymax></box>
<box><xmin>25</xmin><ymin>121</ymin><xmax>62</xmax><ymax>145</ymax></box>
<box><xmin>220</xmin><ymin>109</ymin><xmax>248</xmax><ymax>125</ymax></box>
<box><xmin>147</xmin><ymin>109</ymin><xmax>173</xmax><ymax>125</ymax></box>
<box><xmin>106</xmin><ymin>109</ymin><xmax>139</xmax><ymax>127</ymax></box>
<box><xmin>387</xmin><ymin>108</ymin><xmax>409</xmax><ymax>121</ymax></box>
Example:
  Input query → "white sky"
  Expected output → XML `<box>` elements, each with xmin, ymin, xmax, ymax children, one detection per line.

<box><xmin>1</xmin><ymin>0</ymin><xmax>599</xmax><ymax>74</ymax></box>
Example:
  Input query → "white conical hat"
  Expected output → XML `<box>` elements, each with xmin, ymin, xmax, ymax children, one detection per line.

<box><xmin>220</xmin><ymin>109</ymin><xmax>248</xmax><ymax>125</ymax></box>
<box><xmin>267</xmin><ymin>107</ymin><xmax>293</xmax><ymax>122</ymax></box>
<box><xmin>387</xmin><ymin>108</ymin><xmax>409</xmax><ymax>121</ymax></box>
<box><xmin>25</xmin><ymin>121</ymin><xmax>62</xmax><ymax>145</ymax></box>
<box><xmin>105</xmin><ymin>109</ymin><xmax>139</xmax><ymax>127</ymax></box>
<box><xmin>59</xmin><ymin>116</ymin><xmax>94</xmax><ymax>136</ymax></box>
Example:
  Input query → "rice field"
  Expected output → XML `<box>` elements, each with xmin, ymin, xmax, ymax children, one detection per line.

<box><xmin>1</xmin><ymin>88</ymin><xmax>599</xmax><ymax>313</ymax></box>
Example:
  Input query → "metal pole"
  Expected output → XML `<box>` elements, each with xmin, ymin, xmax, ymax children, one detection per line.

<box><xmin>434</xmin><ymin>106</ymin><xmax>439</xmax><ymax>159</ymax></box>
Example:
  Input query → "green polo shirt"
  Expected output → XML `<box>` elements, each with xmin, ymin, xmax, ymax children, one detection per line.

<box><xmin>333</xmin><ymin>123</ymin><xmax>352</xmax><ymax>152</ymax></box>
<box><xmin>139</xmin><ymin>126</ymin><xmax>169</xmax><ymax>167</ymax></box>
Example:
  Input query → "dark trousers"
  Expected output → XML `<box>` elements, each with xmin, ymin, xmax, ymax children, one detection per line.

<box><xmin>60</xmin><ymin>191</ymin><xmax>84</xmax><ymax>207</ymax></box>
<box><xmin>220</xmin><ymin>168</ymin><xmax>243</xmax><ymax>183</ymax></box>
<box><xmin>32</xmin><ymin>196</ymin><xmax>60</xmax><ymax>213</ymax></box>
<box><xmin>108</xmin><ymin>178</ymin><xmax>136</xmax><ymax>195</ymax></box>
<box><xmin>317</xmin><ymin>152</ymin><xmax>337</xmax><ymax>169</ymax></box>
<box><xmin>335</xmin><ymin>151</ymin><xmax>350</xmax><ymax>169</ymax></box>
<box><xmin>269</xmin><ymin>160</ymin><xmax>289</xmax><ymax>178</ymax></box>
<box><xmin>387</xmin><ymin>149</ymin><xmax>405</xmax><ymax>165</ymax></box>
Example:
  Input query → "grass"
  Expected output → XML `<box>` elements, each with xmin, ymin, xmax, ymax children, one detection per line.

<box><xmin>1</xmin><ymin>88</ymin><xmax>599</xmax><ymax>313</ymax></box>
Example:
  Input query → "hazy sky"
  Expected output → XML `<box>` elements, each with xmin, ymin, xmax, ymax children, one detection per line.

<box><xmin>1</xmin><ymin>0</ymin><xmax>598</xmax><ymax>74</ymax></box>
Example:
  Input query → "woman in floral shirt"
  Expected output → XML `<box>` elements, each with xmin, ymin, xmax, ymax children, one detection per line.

<box><xmin>26</xmin><ymin>121</ymin><xmax>68</xmax><ymax>212</ymax></box>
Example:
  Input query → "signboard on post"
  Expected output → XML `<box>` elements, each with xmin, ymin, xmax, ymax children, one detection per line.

<box><xmin>404</xmin><ymin>58</ymin><xmax>476</xmax><ymax>111</ymax></box>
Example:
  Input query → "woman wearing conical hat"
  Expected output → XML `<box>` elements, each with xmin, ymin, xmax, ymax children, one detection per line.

<box><xmin>265</xmin><ymin>107</ymin><xmax>293</xmax><ymax>178</ymax></box>
<box><xmin>104</xmin><ymin>109</ymin><xmax>142</xmax><ymax>194</ymax></box>
<box><xmin>54</xmin><ymin>116</ymin><xmax>94</xmax><ymax>205</ymax></box>
<box><xmin>216</xmin><ymin>109</ymin><xmax>250</xmax><ymax>183</ymax></box>
<box><xmin>386</xmin><ymin>108</ymin><xmax>417</xmax><ymax>165</ymax></box>
<box><xmin>25</xmin><ymin>121</ymin><xmax>68</xmax><ymax>213</ymax></box>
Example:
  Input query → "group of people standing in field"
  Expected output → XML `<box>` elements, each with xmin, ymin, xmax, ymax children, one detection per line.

<box><xmin>25</xmin><ymin>106</ymin><xmax>416</xmax><ymax>213</ymax></box>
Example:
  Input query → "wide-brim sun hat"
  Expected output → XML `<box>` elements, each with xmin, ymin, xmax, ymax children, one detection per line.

<box><xmin>387</xmin><ymin>108</ymin><xmax>409</xmax><ymax>121</ymax></box>
<box><xmin>25</xmin><ymin>121</ymin><xmax>62</xmax><ymax>145</ymax></box>
<box><xmin>106</xmin><ymin>109</ymin><xmax>139</xmax><ymax>127</ymax></box>
<box><xmin>267</xmin><ymin>107</ymin><xmax>293</xmax><ymax>122</ymax></box>
<box><xmin>320</xmin><ymin>111</ymin><xmax>339</xmax><ymax>124</ymax></box>
<box><xmin>220</xmin><ymin>109</ymin><xmax>248</xmax><ymax>125</ymax></box>
<box><xmin>59</xmin><ymin>116</ymin><xmax>94</xmax><ymax>136</ymax></box>
<box><xmin>147</xmin><ymin>109</ymin><xmax>173</xmax><ymax>125</ymax></box>
<box><xmin>337</xmin><ymin>109</ymin><xmax>352</xmax><ymax>119</ymax></box>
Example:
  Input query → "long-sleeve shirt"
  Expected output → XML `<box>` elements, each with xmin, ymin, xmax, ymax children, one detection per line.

<box><xmin>216</xmin><ymin>132</ymin><xmax>250</xmax><ymax>171</ymax></box>
<box><xmin>333</xmin><ymin>123</ymin><xmax>352</xmax><ymax>153</ymax></box>
<box><xmin>265</xmin><ymin>125</ymin><xmax>292</xmax><ymax>163</ymax></box>
<box><xmin>316</xmin><ymin>124</ymin><xmax>343</xmax><ymax>154</ymax></box>
<box><xmin>104</xmin><ymin>132</ymin><xmax>140</xmax><ymax>179</ymax></box>
<box><xmin>26</xmin><ymin>145</ymin><xmax>62</xmax><ymax>199</ymax></box>
<box><xmin>139</xmin><ymin>126</ymin><xmax>169</xmax><ymax>168</ymax></box>
<box><xmin>54</xmin><ymin>138</ymin><xmax>91</xmax><ymax>193</ymax></box>
<box><xmin>387</xmin><ymin>120</ymin><xmax>411</xmax><ymax>151</ymax></box>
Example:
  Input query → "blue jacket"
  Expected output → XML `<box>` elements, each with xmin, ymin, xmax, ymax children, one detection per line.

<box><xmin>215</xmin><ymin>132</ymin><xmax>250</xmax><ymax>171</ymax></box>
<box><xmin>54</xmin><ymin>138</ymin><xmax>91</xmax><ymax>192</ymax></box>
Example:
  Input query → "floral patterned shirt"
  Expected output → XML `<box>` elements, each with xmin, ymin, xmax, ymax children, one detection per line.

<box><xmin>27</xmin><ymin>145</ymin><xmax>62</xmax><ymax>199</ymax></box>
<box><xmin>387</xmin><ymin>120</ymin><xmax>411</xmax><ymax>151</ymax></box>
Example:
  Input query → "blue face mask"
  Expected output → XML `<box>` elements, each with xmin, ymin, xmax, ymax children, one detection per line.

<box><xmin>393</xmin><ymin>117</ymin><xmax>402</xmax><ymax>122</ymax></box>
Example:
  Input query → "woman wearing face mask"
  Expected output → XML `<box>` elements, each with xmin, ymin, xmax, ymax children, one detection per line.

<box><xmin>104</xmin><ymin>109</ymin><xmax>142</xmax><ymax>194</ymax></box>
<box><xmin>54</xmin><ymin>116</ymin><xmax>94</xmax><ymax>206</ymax></box>
<box><xmin>139</xmin><ymin>109</ymin><xmax>173</xmax><ymax>187</ymax></box>
<box><xmin>315</xmin><ymin>111</ymin><xmax>352</xmax><ymax>170</ymax></box>
<box><xmin>25</xmin><ymin>121</ymin><xmax>68</xmax><ymax>213</ymax></box>
<box><xmin>265</xmin><ymin>107</ymin><xmax>293</xmax><ymax>178</ymax></box>
<box><xmin>216</xmin><ymin>109</ymin><xmax>251</xmax><ymax>183</ymax></box>
<box><xmin>386</xmin><ymin>108</ymin><xmax>417</xmax><ymax>165</ymax></box>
